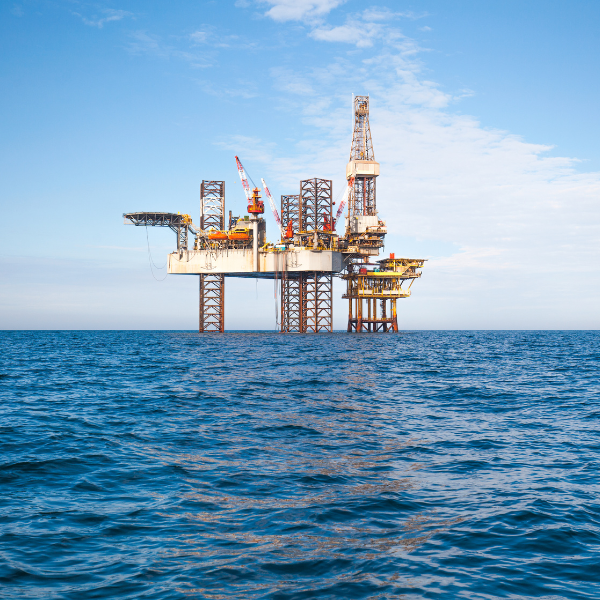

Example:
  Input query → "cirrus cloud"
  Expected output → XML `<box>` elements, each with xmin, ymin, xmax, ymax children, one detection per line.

<box><xmin>73</xmin><ymin>8</ymin><xmax>132</xmax><ymax>29</ymax></box>
<box><xmin>257</xmin><ymin>0</ymin><xmax>346</xmax><ymax>22</ymax></box>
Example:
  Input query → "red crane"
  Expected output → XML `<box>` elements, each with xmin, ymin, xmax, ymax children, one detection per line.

<box><xmin>235</xmin><ymin>156</ymin><xmax>264</xmax><ymax>215</ymax></box>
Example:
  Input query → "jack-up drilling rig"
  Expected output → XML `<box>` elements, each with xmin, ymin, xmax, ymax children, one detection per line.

<box><xmin>123</xmin><ymin>96</ymin><xmax>425</xmax><ymax>332</ymax></box>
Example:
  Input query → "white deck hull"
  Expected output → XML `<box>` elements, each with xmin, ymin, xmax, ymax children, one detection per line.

<box><xmin>168</xmin><ymin>248</ymin><xmax>344</xmax><ymax>278</ymax></box>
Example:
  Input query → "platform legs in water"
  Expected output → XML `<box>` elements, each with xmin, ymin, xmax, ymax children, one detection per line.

<box><xmin>280</xmin><ymin>272</ymin><xmax>332</xmax><ymax>333</ymax></box>
<box><xmin>347</xmin><ymin>297</ymin><xmax>398</xmax><ymax>333</ymax></box>
<box><xmin>199</xmin><ymin>274</ymin><xmax>225</xmax><ymax>333</ymax></box>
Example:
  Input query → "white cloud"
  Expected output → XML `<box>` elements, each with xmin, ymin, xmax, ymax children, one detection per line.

<box><xmin>308</xmin><ymin>9</ymin><xmax>422</xmax><ymax>50</ymax></box>
<box><xmin>310</xmin><ymin>21</ymin><xmax>383</xmax><ymax>48</ymax></box>
<box><xmin>362</xmin><ymin>7</ymin><xmax>426</xmax><ymax>22</ymax></box>
<box><xmin>255</xmin><ymin>1</ymin><xmax>425</xmax><ymax>23</ymax></box>
<box><xmin>74</xmin><ymin>8</ymin><xmax>131</xmax><ymax>29</ymax></box>
<box><xmin>259</xmin><ymin>0</ymin><xmax>346</xmax><ymax>22</ymax></box>
<box><xmin>254</xmin><ymin>31</ymin><xmax>600</xmax><ymax>327</ymax></box>
<box><xmin>250</xmin><ymin>3</ymin><xmax>423</xmax><ymax>50</ymax></box>
<box><xmin>362</xmin><ymin>7</ymin><xmax>397</xmax><ymax>21</ymax></box>
<box><xmin>189</xmin><ymin>30</ymin><xmax>209</xmax><ymax>44</ymax></box>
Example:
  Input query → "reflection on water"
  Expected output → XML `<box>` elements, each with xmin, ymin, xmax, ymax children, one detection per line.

<box><xmin>1</xmin><ymin>331</ymin><xmax>599</xmax><ymax>599</ymax></box>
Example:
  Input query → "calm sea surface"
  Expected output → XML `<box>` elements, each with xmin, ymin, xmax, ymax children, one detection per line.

<box><xmin>1</xmin><ymin>331</ymin><xmax>599</xmax><ymax>599</ymax></box>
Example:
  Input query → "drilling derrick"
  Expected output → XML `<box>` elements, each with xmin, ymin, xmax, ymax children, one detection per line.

<box><xmin>345</xmin><ymin>96</ymin><xmax>386</xmax><ymax>256</ymax></box>
<box><xmin>341</xmin><ymin>96</ymin><xmax>424</xmax><ymax>333</ymax></box>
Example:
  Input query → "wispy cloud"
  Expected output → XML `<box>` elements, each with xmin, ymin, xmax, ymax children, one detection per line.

<box><xmin>304</xmin><ymin>8</ymin><xmax>424</xmax><ymax>50</ymax></box>
<box><xmin>73</xmin><ymin>8</ymin><xmax>132</xmax><ymax>29</ymax></box>
<box><xmin>240</xmin><ymin>17</ymin><xmax>600</xmax><ymax>326</ymax></box>
<box><xmin>257</xmin><ymin>0</ymin><xmax>346</xmax><ymax>22</ymax></box>
<box><xmin>127</xmin><ymin>31</ymin><xmax>212</xmax><ymax>68</ymax></box>
<box><xmin>270</xmin><ymin>67</ymin><xmax>316</xmax><ymax>95</ymax></box>
<box><xmin>310</xmin><ymin>20</ymin><xmax>384</xmax><ymax>48</ymax></box>
<box><xmin>125</xmin><ymin>24</ymin><xmax>254</xmax><ymax>69</ymax></box>
<box><xmin>255</xmin><ymin>1</ymin><xmax>427</xmax><ymax>24</ymax></box>
<box><xmin>196</xmin><ymin>79</ymin><xmax>259</xmax><ymax>99</ymax></box>
<box><xmin>188</xmin><ymin>26</ymin><xmax>246</xmax><ymax>49</ymax></box>
<box><xmin>361</xmin><ymin>7</ymin><xmax>428</xmax><ymax>22</ymax></box>
<box><xmin>189</xmin><ymin>30</ymin><xmax>209</xmax><ymax>44</ymax></box>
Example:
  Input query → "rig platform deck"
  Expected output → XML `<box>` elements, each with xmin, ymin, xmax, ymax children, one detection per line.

<box><xmin>168</xmin><ymin>248</ymin><xmax>344</xmax><ymax>278</ymax></box>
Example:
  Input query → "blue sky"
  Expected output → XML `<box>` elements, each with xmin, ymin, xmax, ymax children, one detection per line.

<box><xmin>1</xmin><ymin>0</ymin><xmax>599</xmax><ymax>329</ymax></box>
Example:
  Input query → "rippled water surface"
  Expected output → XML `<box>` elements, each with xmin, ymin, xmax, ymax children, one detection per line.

<box><xmin>1</xmin><ymin>331</ymin><xmax>599</xmax><ymax>599</ymax></box>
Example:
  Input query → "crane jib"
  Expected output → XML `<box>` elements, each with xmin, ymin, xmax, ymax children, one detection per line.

<box><xmin>261</xmin><ymin>177</ymin><xmax>284</xmax><ymax>235</ymax></box>
<box><xmin>235</xmin><ymin>155</ymin><xmax>253</xmax><ymax>202</ymax></box>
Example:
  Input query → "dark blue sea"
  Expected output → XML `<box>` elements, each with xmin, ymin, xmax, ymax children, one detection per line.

<box><xmin>1</xmin><ymin>331</ymin><xmax>599</xmax><ymax>599</ymax></box>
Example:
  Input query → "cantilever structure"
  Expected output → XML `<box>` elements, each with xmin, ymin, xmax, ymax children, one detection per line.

<box><xmin>123</xmin><ymin>96</ymin><xmax>424</xmax><ymax>332</ymax></box>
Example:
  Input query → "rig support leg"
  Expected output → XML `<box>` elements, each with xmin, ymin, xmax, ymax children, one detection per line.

<box><xmin>302</xmin><ymin>272</ymin><xmax>332</xmax><ymax>333</ymax></box>
<box><xmin>281</xmin><ymin>275</ymin><xmax>301</xmax><ymax>333</ymax></box>
<box><xmin>348</xmin><ymin>298</ymin><xmax>353</xmax><ymax>332</ymax></box>
<box><xmin>199</xmin><ymin>274</ymin><xmax>225</xmax><ymax>333</ymax></box>
<box><xmin>356</xmin><ymin>297</ymin><xmax>363</xmax><ymax>333</ymax></box>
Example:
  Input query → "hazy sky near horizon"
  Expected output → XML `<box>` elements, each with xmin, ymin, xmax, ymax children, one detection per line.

<box><xmin>1</xmin><ymin>0</ymin><xmax>600</xmax><ymax>330</ymax></box>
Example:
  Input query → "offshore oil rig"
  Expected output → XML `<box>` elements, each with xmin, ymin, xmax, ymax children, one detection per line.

<box><xmin>124</xmin><ymin>96</ymin><xmax>425</xmax><ymax>332</ymax></box>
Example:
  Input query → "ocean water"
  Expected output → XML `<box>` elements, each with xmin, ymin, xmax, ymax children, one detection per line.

<box><xmin>1</xmin><ymin>330</ymin><xmax>599</xmax><ymax>599</ymax></box>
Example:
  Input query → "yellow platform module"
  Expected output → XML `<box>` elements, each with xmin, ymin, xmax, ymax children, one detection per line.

<box><xmin>342</xmin><ymin>258</ymin><xmax>425</xmax><ymax>332</ymax></box>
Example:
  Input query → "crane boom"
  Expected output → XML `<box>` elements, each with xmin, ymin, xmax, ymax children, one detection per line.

<box><xmin>261</xmin><ymin>178</ymin><xmax>283</xmax><ymax>235</ymax></box>
<box><xmin>334</xmin><ymin>177</ymin><xmax>354</xmax><ymax>227</ymax></box>
<box><xmin>235</xmin><ymin>156</ymin><xmax>253</xmax><ymax>203</ymax></box>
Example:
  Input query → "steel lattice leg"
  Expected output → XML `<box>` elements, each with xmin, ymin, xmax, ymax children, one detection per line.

<box><xmin>281</xmin><ymin>275</ymin><xmax>301</xmax><ymax>332</ymax></box>
<box><xmin>281</xmin><ymin>272</ymin><xmax>331</xmax><ymax>333</ymax></box>
<box><xmin>303</xmin><ymin>272</ymin><xmax>332</xmax><ymax>333</ymax></box>
<box><xmin>199</xmin><ymin>274</ymin><xmax>225</xmax><ymax>333</ymax></box>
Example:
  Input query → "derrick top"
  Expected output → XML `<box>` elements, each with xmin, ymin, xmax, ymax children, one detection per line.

<box><xmin>347</xmin><ymin>95</ymin><xmax>380</xmax><ymax>180</ymax></box>
<box><xmin>350</xmin><ymin>96</ymin><xmax>375</xmax><ymax>162</ymax></box>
